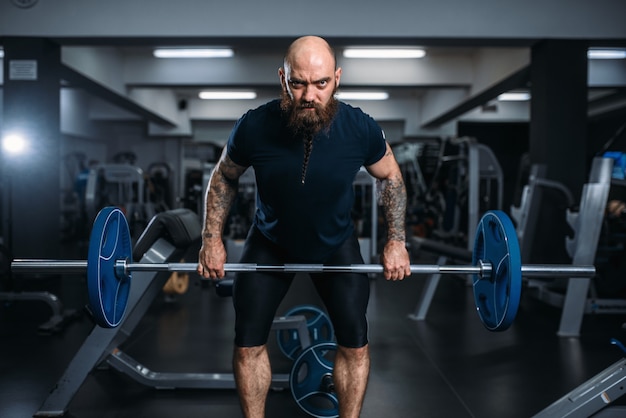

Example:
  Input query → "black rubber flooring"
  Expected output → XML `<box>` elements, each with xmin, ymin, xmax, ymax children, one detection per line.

<box><xmin>2</xmin><ymin>250</ymin><xmax>626</xmax><ymax>418</ymax></box>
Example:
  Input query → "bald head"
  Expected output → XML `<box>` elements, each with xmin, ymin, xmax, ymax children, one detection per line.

<box><xmin>284</xmin><ymin>36</ymin><xmax>336</xmax><ymax>71</ymax></box>
<box><xmin>278</xmin><ymin>35</ymin><xmax>341</xmax><ymax>111</ymax></box>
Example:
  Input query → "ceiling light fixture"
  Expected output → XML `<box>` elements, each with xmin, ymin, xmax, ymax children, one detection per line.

<box><xmin>335</xmin><ymin>91</ymin><xmax>389</xmax><ymax>101</ymax></box>
<box><xmin>0</xmin><ymin>48</ymin><xmax>4</xmax><ymax>58</ymax></box>
<box><xmin>588</xmin><ymin>49</ymin><xmax>626</xmax><ymax>59</ymax></box>
<box><xmin>154</xmin><ymin>48</ymin><xmax>234</xmax><ymax>58</ymax></box>
<box><xmin>343</xmin><ymin>48</ymin><xmax>425</xmax><ymax>59</ymax></box>
<box><xmin>199</xmin><ymin>91</ymin><xmax>257</xmax><ymax>100</ymax></box>
<box><xmin>498</xmin><ymin>92</ymin><xmax>531</xmax><ymax>101</ymax></box>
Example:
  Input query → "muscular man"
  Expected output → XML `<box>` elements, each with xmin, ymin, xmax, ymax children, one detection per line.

<box><xmin>197</xmin><ymin>35</ymin><xmax>411</xmax><ymax>418</ymax></box>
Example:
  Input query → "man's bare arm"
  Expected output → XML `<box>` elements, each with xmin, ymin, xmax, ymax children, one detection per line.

<box><xmin>366</xmin><ymin>143</ymin><xmax>411</xmax><ymax>280</ymax></box>
<box><xmin>202</xmin><ymin>151</ymin><xmax>248</xmax><ymax>239</ymax></box>
<box><xmin>377</xmin><ymin>174</ymin><xmax>407</xmax><ymax>244</ymax></box>
<box><xmin>198</xmin><ymin>148</ymin><xmax>247</xmax><ymax>279</ymax></box>
<box><xmin>367</xmin><ymin>143</ymin><xmax>407</xmax><ymax>243</ymax></box>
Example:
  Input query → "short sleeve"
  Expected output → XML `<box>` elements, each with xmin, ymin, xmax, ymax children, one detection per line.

<box><xmin>363</xmin><ymin>116</ymin><xmax>387</xmax><ymax>166</ymax></box>
<box><xmin>226</xmin><ymin>113</ymin><xmax>251</xmax><ymax>167</ymax></box>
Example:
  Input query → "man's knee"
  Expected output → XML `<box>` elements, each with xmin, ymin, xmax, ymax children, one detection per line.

<box><xmin>234</xmin><ymin>344</ymin><xmax>267</xmax><ymax>362</ymax></box>
<box><xmin>337</xmin><ymin>344</ymin><xmax>370</xmax><ymax>361</ymax></box>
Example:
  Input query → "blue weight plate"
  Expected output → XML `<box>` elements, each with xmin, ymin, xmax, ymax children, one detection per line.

<box><xmin>87</xmin><ymin>207</ymin><xmax>132</xmax><ymax>328</ymax></box>
<box><xmin>277</xmin><ymin>305</ymin><xmax>335</xmax><ymax>360</ymax></box>
<box><xmin>290</xmin><ymin>342</ymin><xmax>339</xmax><ymax>418</ymax></box>
<box><xmin>472</xmin><ymin>210</ymin><xmax>522</xmax><ymax>332</ymax></box>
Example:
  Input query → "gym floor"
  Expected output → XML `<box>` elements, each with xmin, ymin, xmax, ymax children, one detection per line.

<box><xmin>2</xmin><ymin>249</ymin><xmax>626</xmax><ymax>418</ymax></box>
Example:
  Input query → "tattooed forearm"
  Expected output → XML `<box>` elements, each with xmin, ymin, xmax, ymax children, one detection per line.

<box><xmin>203</xmin><ymin>156</ymin><xmax>246</xmax><ymax>240</ymax></box>
<box><xmin>378</xmin><ymin>174</ymin><xmax>407</xmax><ymax>242</ymax></box>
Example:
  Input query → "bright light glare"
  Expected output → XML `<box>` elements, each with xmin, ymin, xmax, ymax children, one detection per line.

<box><xmin>343</xmin><ymin>48</ymin><xmax>425</xmax><ymax>59</ymax></box>
<box><xmin>588</xmin><ymin>49</ymin><xmax>626</xmax><ymax>59</ymax></box>
<box><xmin>2</xmin><ymin>134</ymin><xmax>28</xmax><ymax>154</ymax></box>
<box><xmin>153</xmin><ymin>48</ymin><xmax>234</xmax><ymax>58</ymax></box>
<box><xmin>498</xmin><ymin>92</ymin><xmax>531</xmax><ymax>101</ymax></box>
<box><xmin>0</xmin><ymin>48</ymin><xmax>4</xmax><ymax>59</ymax></box>
<box><xmin>199</xmin><ymin>91</ymin><xmax>257</xmax><ymax>100</ymax></box>
<box><xmin>335</xmin><ymin>91</ymin><xmax>389</xmax><ymax>101</ymax></box>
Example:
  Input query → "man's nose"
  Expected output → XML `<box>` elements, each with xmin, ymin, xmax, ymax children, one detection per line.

<box><xmin>302</xmin><ymin>85</ymin><xmax>316</xmax><ymax>102</ymax></box>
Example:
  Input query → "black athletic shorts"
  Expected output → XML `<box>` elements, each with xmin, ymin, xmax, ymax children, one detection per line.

<box><xmin>232</xmin><ymin>225</ymin><xmax>370</xmax><ymax>348</ymax></box>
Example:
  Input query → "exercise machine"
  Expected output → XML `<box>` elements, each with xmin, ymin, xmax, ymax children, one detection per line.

<box><xmin>512</xmin><ymin>157</ymin><xmax>626</xmax><ymax>337</ymax></box>
<box><xmin>84</xmin><ymin>163</ymin><xmax>155</xmax><ymax>238</ymax></box>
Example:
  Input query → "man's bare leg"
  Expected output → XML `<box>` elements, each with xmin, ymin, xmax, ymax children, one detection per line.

<box><xmin>233</xmin><ymin>345</ymin><xmax>272</xmax><ymax>418</ymax></box>
<box><xmin>333</xmin><ymin>344</ymin><xmax>370</xmax><ymax>418</ymax></box>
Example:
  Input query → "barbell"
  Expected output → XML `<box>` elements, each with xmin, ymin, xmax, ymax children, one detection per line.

<box><xmin>11</xmin><ymin>207</ymin><xmax>596</xmax><ymax>331</ymax></box>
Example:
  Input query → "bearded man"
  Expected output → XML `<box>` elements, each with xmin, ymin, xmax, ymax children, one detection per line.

<box><xmin>197</xmin><ymin>35</ymin><xmax>410</xmax><ymax>418</ymax></box>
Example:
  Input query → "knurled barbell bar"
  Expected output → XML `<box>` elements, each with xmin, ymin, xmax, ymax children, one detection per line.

<box><xmin>10</xmin><ymin>259</ymin><xmax>595</xmax><ymax>277</ymax></box>
<box><xmin>11</xmin><ymin>207</ymin><xmax>596</xmax><ymax>331</ymax></box>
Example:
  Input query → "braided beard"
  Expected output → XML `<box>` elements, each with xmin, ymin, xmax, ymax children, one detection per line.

<box><xmin>280</xmin><ymin>91</ymin><xmax>339</xmax><ymax>184</ymax></box>
<box><xmin>301</xmin><ymin>136</ymin><xmax>314</xmax><ymax>185</ymax></box>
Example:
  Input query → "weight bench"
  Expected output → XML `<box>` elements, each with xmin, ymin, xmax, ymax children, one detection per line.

<box><xmin>35</xmin><ymin>208</ymin><xmax>312</xmax><ymax>417</ymax></box>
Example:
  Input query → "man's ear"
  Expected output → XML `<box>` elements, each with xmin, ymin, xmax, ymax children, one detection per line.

<box><xmin>278</xmin><ymin>67</ymin><xmax>286</xmax><ymax>89</ymax></box>
<box><xmin>335</xmin><ymin>67</ymin><xmax>342</xmax><ymax>88</ymax></box>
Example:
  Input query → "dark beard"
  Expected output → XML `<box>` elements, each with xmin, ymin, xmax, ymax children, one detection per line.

<box><xmin>280</xmin><ymin>90</ymin><xmax>339</xmax><ymax>184</ymax></box>
<box><xmin>280</xmin><ymin>90</ymin><xmax>339</xmax><ymax>140</ymax></box>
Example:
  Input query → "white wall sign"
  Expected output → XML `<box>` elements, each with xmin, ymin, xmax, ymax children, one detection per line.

<box><xmin>9</xmin><ymin>60</ymin><xmax>38</xmax><ymax>80</ymax></box>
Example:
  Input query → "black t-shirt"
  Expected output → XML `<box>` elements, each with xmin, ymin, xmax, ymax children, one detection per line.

<box><xmin>227</xmin><ymin>99</ymin><xmax>386</xmax><ymax>261</ymax></box>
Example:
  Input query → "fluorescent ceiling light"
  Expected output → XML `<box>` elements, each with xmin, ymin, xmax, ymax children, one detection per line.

<box><xmin>588</xmin><ymin>49</ymin><xmax>626</xmax><ymax>59</ymax></box>
<box><xmin>343</xmin><ymin>48</ymin><xmax>425</xmax><ymax>59</ymax></box>
<box><xmin>199</xmin><ymin>91</ymin><xmax>257</xmax><ymax>100</ymax></box>
<box><xmin>0</xmin><ymin>48</ymin><xmax>4</xmax><ymax>58</ymax></box>
<box><xmin>335</xmin><ymin>91</ymin><xmax>389</xmax><ymax>101</ymax></box>
<box><xmin>498</xmin><ymin>92</ymin><xmax>531</xmax><ymax>101</ymax></box>
<box><xmin>154</xmin><ymin>48</ymin><xmax>234</xmax><ymax>58</ymax></box>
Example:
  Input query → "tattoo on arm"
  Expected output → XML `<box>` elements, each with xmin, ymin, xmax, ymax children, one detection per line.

<box><xmin>203</xmin><ymin>155</ymin><xmax>247</xmax><ymax>240</ymax></box>
<box><xmin>378</xmin><ymin>173</ymin><xmax>407</xmax><ymax>242</ymax></box>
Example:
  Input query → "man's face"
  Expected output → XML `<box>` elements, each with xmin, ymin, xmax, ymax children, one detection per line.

<box><xmin>279</xmin><ymin>54</ymin><xmax>342</xmax><ymax>138</ymax></box>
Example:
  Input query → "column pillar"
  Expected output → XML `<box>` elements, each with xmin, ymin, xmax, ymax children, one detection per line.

<box><xmin>528</xmin><ymin>40</ymin><xmax>588</xmax><ymax>263</ymax></box>
<box><xmin>1</xmin><ymin>37</ymin><xmax>62</xmax><ymax>258</ymax></box>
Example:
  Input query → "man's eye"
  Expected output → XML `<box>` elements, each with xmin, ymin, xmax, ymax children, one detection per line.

<box><xmin>317</xmin><ymin>81</ymin><xmax>328</xmax><ymax>88</ymax></box>
<box><xmin>290</xmin><ymin>80</ymin><xmax>305</xmax><ymax>88</ymax></box>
